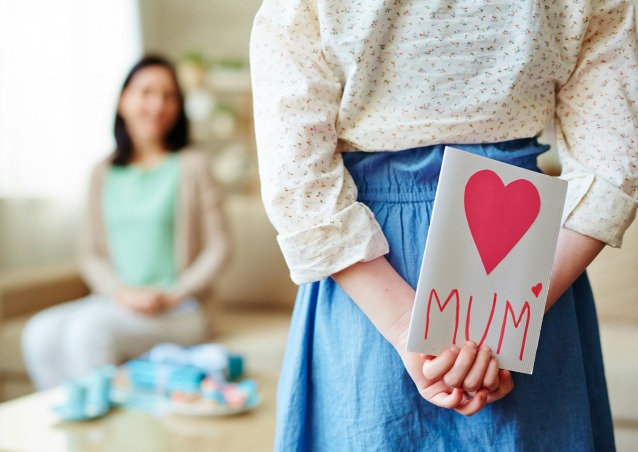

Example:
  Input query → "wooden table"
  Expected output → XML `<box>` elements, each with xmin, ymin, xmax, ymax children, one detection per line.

<box><xmin>0</xmin><ymin>309</ymin><xmax>290</xmax><ymax>452</ymax></box>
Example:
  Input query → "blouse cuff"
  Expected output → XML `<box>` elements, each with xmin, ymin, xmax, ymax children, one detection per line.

<box><xmin>560</xmin><ymin>172</ymin><xmax>638</xmax><ymax>248</ymax></box>
<box><xmin>277</xmin><ymin>202</ymin><xmax>390</xmax><ymax>285</ymax></box>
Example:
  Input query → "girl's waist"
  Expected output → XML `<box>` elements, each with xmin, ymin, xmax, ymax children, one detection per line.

<box><xmin>342</xmin><ymin>138</ymin><xmax>548</xmax><ymax>203</ymax></box>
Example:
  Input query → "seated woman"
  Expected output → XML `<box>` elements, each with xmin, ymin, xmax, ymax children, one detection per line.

<box><xmin>22</xmin><ymin>55</ymin><xmax>228</xmax><ymax>390</ymax></box>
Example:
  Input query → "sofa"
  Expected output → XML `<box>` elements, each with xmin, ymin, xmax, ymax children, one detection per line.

<box><xmin>0</xmin><ymin>195</ymin><xmax>298</xmax><ymax>402</ymax></box>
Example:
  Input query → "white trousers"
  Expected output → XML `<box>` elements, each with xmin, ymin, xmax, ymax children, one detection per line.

<box><xmin>21</xmin><ymin>294</ymin><xmax>208</xmax><ymax>390</ymax></box>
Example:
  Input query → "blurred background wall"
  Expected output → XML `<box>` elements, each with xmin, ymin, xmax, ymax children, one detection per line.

<box><xmin>0</xmin><ymin>1</ymin><xmax>142</xmax><ymax>270</ymax></box>
<box><xmin>138</xmin><ymin>0</ymin><xmax>262</xmax><ymax>61</ymax></box>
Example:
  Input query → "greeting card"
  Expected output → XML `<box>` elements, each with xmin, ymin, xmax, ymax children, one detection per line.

<box><xmin>406</xmin><ymin>147</ymin><xmax>567</xmax><ymax>373</ymax></box>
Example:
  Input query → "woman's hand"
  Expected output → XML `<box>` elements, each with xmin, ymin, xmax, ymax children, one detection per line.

<box><xmin>115</xmin><ymin>287</ymin><xmax>164</xmax><ymax>315</ymax></box>
<box><xmin>115</xmin><ymin>288</ymin><xmax>182</xmax><ymax>315</ymax></box>
<box><xmin>159</xmin><ymin>293</ymin><xmax>181</xmax><ymax>310</ymax></box>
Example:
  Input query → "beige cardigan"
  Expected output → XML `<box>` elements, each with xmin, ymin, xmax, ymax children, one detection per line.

<box><xmin>78</xmin><ymin>149</ymin><xmax>229</xmax><ymax>304</ymax></box>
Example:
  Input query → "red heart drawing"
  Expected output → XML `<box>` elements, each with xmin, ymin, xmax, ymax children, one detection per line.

<box><xmin>464</xmin><ymin>170</ymin><xmax>541</xmax><ymax>275</ymax></box>
<box><xmin>532</xmin><ymin>283</ymin><xmax>542</xmax><ymax>298</ymax></box>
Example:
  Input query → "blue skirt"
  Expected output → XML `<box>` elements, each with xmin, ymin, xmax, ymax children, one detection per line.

<box><xmin>275</xmin><ymin>140</ymin><xmax>615</xmax><ymax>451</ymax></box>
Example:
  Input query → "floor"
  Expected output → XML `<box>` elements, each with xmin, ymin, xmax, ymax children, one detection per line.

<box><xmin>588</xmin><ymin>223</ymin><xmax>638</xmax><ymax>451</ymax></box>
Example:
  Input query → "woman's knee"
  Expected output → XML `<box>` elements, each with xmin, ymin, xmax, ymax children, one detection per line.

<box><xmin>21</xmin><ymin>310</ymin><xmax>63</xmax><ymax>359</ymax></box>
<box><xmin>64</xmin><ymin>312</ymin><xmax>114</xmax><ymax>350</ymax></box>
<box><xmin>62</xmin><ymin>307</ymin><xmax>124</xmax><ymax>369</ymax></box>
<box><xmin>21</xmin><ymin>299</ymin><xmax>89</xmax><ymax>360</ymax></box>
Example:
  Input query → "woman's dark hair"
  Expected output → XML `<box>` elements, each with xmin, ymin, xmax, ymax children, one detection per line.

<box><xmin>112</xmin><ymin>55</ymin><xmax>189</xmax><ymax>166</ymax></box>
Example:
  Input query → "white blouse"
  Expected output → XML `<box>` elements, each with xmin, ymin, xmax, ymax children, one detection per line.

<box><xmin>250</xmin><ymin>0</ymin><xmax>638</xmax><ymax>284</ymax></box>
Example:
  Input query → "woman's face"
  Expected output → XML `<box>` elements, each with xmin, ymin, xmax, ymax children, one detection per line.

<box><xmin>118</xmin><ymin>65</ymin><xmax>181</xmax><ymax>147</ymax></box>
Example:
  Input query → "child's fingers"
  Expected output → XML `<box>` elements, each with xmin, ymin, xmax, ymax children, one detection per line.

<box><xmin>422</xmin><ymin>346</ymin><xmax>460</xmax><ymax>381</ymax></box>
<box><xmin>443</xmin><ymin>341</ymin><xmax>478</xmax><ymax>388</ymax></box>
<box><xmin>486</xmin><ymin>370</ymin><xmax>514</xmax><ymax>403</ymax></box>
<box><xmin>482</xmin><ymin>357</ymin><xmax>500</xmax><ymax>392</ymax></box>
<box><xmin>462</xmin><ymin>345</ymin><xmax>492</xmax><ymax>392</ymax></box>
<box><xmin>454</xmin><ymin>389</ymin><xmax>489</xmax><ymax>416</ymax></box>
<box><xmin>421</xmin><ymin>379</ymin><xmax>451</xmax><ymax>400</ymax></box>
<box><xmin>422</xmin><ymin>382</ymin><xmax>465</xmax><ymax>409</ymax></box>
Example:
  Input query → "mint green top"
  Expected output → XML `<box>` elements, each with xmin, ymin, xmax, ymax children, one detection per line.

<box><xmin>103</xmin><ymin>154</ymin><xmax>179</xmax><ymax>290</ymax></box>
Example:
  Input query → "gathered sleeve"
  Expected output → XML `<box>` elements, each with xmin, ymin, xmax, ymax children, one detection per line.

<box><xmin>250</xmin><ymin>0</ymin><xmax>389</xmax><ymax>284</ymax></box>
<box><xmin>556</xmin><ymin>0</ymin><xmax>638</xmax><ymax>247</ymax></box>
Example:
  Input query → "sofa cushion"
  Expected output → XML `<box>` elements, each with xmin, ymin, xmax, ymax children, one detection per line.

<box><xmin>0</xmin><ymin>262</ymin><xmax>89</xmax><ymax>320</ymax></box>
<box><xmin>0</xmin><ymin>314</ymin><xmax>29</xmax><ymax>374</ymax></box>
<box><xmin>214</xmin><ymin>195</ymin><xmax>298</xmax><ymax>309</ymax></box>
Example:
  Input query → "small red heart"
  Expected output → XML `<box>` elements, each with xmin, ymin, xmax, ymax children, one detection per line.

<box><xmin>532</xmin><ymin>283</ymin><xmax>542</xmax><ymax>298</ymax></box>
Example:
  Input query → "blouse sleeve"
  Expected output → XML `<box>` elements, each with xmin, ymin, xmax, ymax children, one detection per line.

<box><xmin>556</xmin><ymin>0</ymin><xmax>638</xmax><ymax>247</ymax></box>
<box><xmin>78</xmin><ymin>162</ymin><xmax>123</xmax><ymax>296</ymax></box>
<box><xmin>171</xmin><ymin>156</ymin><xmax>229</xmax><ymax>300</ymax></box>
<box><xmin>250</xmin><ymin>0</ymin><xmax>389</xmax><ymax>284</ymax></box>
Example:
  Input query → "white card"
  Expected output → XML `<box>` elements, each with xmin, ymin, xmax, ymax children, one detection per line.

<box><xmin>406</xmin><ymin>147</ymin><xmax>567</xmax><ymax>374</ymax></box>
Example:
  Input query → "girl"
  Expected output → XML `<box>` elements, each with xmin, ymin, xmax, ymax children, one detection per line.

<box><xmin>22</xmin><ymin>56</ymin><xmax>228</xmax><ymax>390</ymax></box>
<box><xmin>250</xmin><ymin>0</ymin><xmax>637</xmax><ymax>450</ymax></box>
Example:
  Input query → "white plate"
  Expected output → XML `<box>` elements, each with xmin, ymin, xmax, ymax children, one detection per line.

<box><xmin>168</xmin><ymin>397</ymin><xmax>261</xmax><ymax>417</ymax></box>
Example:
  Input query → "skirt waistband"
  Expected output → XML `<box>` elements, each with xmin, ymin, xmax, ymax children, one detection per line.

<box><xmin>342</xmin><ymin>138</ymin><xmax>549</xmax><ymax>203</ymax></box>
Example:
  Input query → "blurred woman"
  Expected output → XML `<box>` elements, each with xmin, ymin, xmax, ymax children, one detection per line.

<box><xmin>22</xmin><ymin>55</ymin><xmax>228</xmax><ymax>389</ymax></box>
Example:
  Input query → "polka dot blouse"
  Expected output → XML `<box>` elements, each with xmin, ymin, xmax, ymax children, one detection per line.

<box><xmin>250</xmin><ymin>0</ymin><xmax>638</xmax><ymax>284</ymax></box>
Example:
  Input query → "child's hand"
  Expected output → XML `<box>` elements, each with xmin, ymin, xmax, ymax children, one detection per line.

<box><xmin>398</xmin><ymin>343</ymin><xmax>489</xmax><ymax>416</ymax></box>
<box><xmin>422</xmin><ymin>342</ymin><xmax>514</xmax><ymax>407</ymax></box>
<box><xmin>331</xmin><ymin>258</ymin><xmax>514</xmax><ymax>415</ymax></box>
